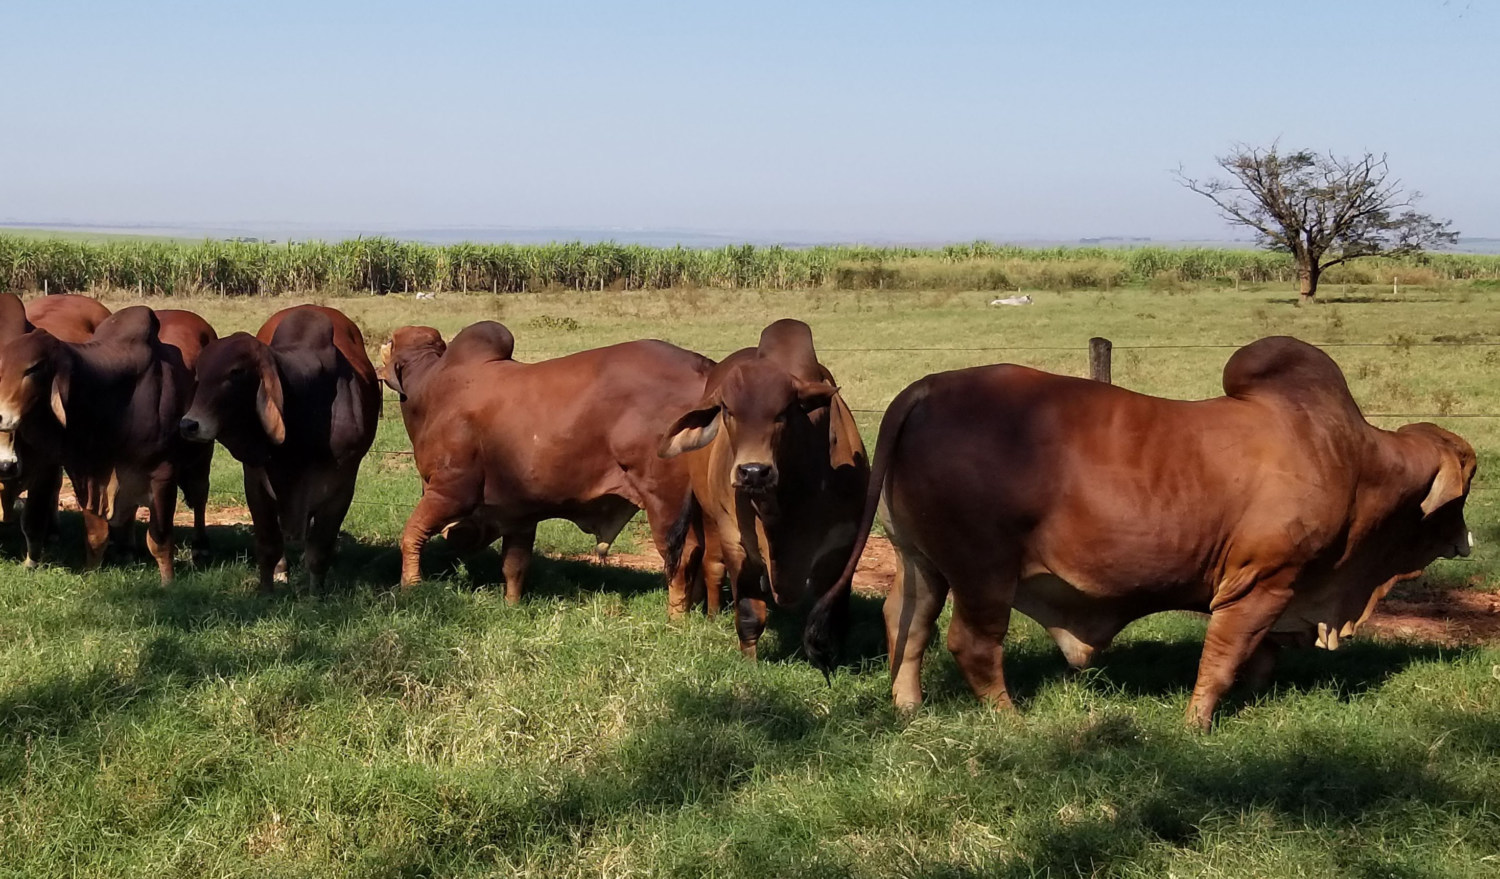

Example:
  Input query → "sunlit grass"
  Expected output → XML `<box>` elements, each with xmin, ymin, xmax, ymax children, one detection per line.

<box><xmin>0</xmin><ymin>284</ymin><xmax>1495</xmax><ymax>877</ymax></box>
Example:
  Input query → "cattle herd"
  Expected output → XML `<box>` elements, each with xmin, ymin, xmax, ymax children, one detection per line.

<box><xmin>0</xmin><ymin>294</ymin><xmax>1480</xmax><ymax>728</ymax></box>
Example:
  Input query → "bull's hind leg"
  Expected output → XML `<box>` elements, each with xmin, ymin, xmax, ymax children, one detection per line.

<box><xmin>945</xmin><ymin>562</ymin><xmax>1021</xmax><ymax>710</ymax></box>
<box><xmin>643</xmin><ymin>493</ymin><xmax>697</xmax><ymax>618</ymax></box>
<box><xmin>499</xmin><ymin>527</ymin><xmax>535</xmax><ymax>604</ymax></box>
<box><xmin>884</xmin><ymin>552</ymin><xmax>949</xmax><ymax>710</ymax></box>
<box><xmin>305</xmin><ymin>475</ymin><xmax>357</xmax><ymax>595</ymax></box>
<box><xmin>145</xmin><ymin>470</ymin><xmax>178</xmax><ymax>585</ymax></box>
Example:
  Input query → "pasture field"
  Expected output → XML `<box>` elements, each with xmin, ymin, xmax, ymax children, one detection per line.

<box><xmin>1</xmin><ymin>283</ymin><xmax>1497</xmax><ymax>877</ymax></box>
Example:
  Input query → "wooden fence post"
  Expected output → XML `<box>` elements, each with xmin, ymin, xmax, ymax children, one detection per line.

<box><xmin>1089</xmin><ymin>337</ymin><xmax>1112</xmax><ymax>384</ymax></box>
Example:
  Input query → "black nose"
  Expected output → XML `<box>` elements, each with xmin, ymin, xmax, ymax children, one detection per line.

<box><xmin>735</xmin><ymin>463</ymin><xmax>776</xmax><ymax>490</ymax></box>
<box><xmin>0</xmin><ymin>461</ymin><xmax>18</xmax><ymax>480</ymax></box>
<box><xmin>179</xmin><ymin>417</ymin><xmax>199</xmax><ymax>438</ymax></box>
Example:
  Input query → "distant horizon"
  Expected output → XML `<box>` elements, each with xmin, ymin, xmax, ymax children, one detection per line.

<box><xmin>4</xmin><ymin>219</ymin><xmax>1500</xmax><ymax>255</ymax></box>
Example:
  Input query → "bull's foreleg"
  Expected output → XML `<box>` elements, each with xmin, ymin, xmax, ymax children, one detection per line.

<box><xmin>701</xmin><ymin>528</ymin><xmax>726</xmax><ymax>619</ymax></box>
<box><xmin>399</xmin><ymin>485</ymin><xmax>474</xmax><ymax>589</ymax></box>
<box><xmin>179</xmin><ymin>446</ymin><xmax>212</xmax><ymax>565</ymax></box>
<box><xmin>245</xmin><ymin>469</ymin><xmax>284</xmax><ymax>595</ymax></box>
<box><xmin>1188</xmin><ymin>572</ymin><xmax>1295</xmax><ymax>730</ymax></box>
<box><xmin>20</xmin><ymin>466</ymin><xmax>61</xmax><ymax>569</ymax></box>
<box><xmin>498</xmin><ymin>528</ymin><xmax>535</xmax><ymax>604</ymax></box>
<box><xmin>732</xmin><ymin>561</ymin><xmax>770</xmax><ymax>659</ymax></box>
<box><xmin>81</xmin><ymin>509</ymin><xmax>109</xmax><ymax>572</ymax></box>
<box><xmin>145</xmin><ymin>472</ymin><xmax>177</xmax><ymax>585</ymax></box>
<box><xmin>0</xmin><ymin>479</ymin><xmax>19</xmax><ymax>525</ymax></box>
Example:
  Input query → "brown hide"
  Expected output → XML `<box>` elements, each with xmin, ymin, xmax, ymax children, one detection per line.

<box><xmin>25</xmin><ymin>294</ymin><xmax>111</xmax><ymax>343</ymax></box>
<box><xmin>384</xmin><ymin>322</ymin><xmax>713</xmax><ymax>607</ymax></box>
<box><xmin>812</xmin><ymin>336</ymin><xmax>1476</xmax><ymax>728</ymax></box>
<box><xmin>181</xmin><ymin>305</ymin><xmax>379</xmax><ymax>593</ymax></box>
<box><xmin>0</xmin><ymin>305</ymin><xmax>195</xmax><ymax>582</ymax></box>
<box><xmin>659</xmin><ymin>319</ymin><xmax>869</xmax><ymax>657</ymax></box>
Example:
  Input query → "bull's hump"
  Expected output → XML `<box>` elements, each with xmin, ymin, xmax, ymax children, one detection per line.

<box><xmin>92</xmin><ymin>305</ymin><xmax>160</xmax><ymax>346</ymax></box>
<box><xmin>445</xmin><ymin>321</ymin><xmax>515</xmax><ymax>366</ymax></box>
<box><xmin>270</xmin><ymin>308</ymin><xmax>337</xmax><ymax>352</ymax></box>
<box><xmin>757</xmin><ymin>319</ymin><xmax>821</xmax><ymax>381</ymax></box>
<box><xmin>1221</xmin><ymin>336</ymin><xmax>1359</xmax><ymax>413</ymax></box>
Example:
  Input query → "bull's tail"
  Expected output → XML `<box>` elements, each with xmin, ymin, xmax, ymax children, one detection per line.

<box><xmin>803</xmin><ymin>378</ymin><xmax>931</xmax><ymax>673</ymax></box>
<box><xmin>663</xmin><ymin>489</ymin><xmax>701</xmax><ymax>579</ymax></box>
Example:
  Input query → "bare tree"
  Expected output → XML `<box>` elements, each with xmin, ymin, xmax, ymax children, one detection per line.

<box><xmin>1176</xmin><ymin>145</ymin><xmax>1458</xmax><ymax>304</ymax></box>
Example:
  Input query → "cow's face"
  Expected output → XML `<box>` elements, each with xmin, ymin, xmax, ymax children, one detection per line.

<box><xmin>378</xmin><ymin>326</ymin><xmax>445</xmax><ymax>400</ymax></box>
<box><xmin>0</xmin><ymin>331</ymin><xmax>66</xmax><ymax>480</ymax></box>
<box><xmin>181</xmin><ymin>333</ymin><xmax>284</xmax><ymax>450</ymax></box>
<box><xmin>1395</xmin><ymin>422</ymin><xmax>1478</xmax><ymax>566</ymax></box>
<box><xmin>0</xmin><ymin>329</ymin><xmax>65</xmax><ymax>427</ymax></box>
<box><xmin>659</xmin><ymin>359</ymin><xmax>837</xmax><ymax>497</ymax></box>
<box><xmin>1288</xmin><ymin>423</ymin><xmax>1481</xmax><ymax>649</ymax></box>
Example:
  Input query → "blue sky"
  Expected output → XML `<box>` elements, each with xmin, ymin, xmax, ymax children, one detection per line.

<box><xmin>2</xmin><ymin>1</ymin><xmax>1495</xmax><ymax>241</ymax></box>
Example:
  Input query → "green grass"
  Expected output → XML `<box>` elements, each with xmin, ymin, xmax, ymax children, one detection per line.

<box><xmin>1</xmin><ymin>284</ymin><xmax>1497</xmax><ymax>877</ymax></box>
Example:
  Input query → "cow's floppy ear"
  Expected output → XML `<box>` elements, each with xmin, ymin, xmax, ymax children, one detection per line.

<box><xmin>1421</xmin><ymin>448</ymin><xmax>1466</xmax><ymax>517</ymax></box>
<box><xmin>793</xmin><ymin>378</ymin><xmax>838</xmax><ymax>412</ymax></box>
<box><xmin>826</xmin><ymin>393</ymin><xmax>866</xmax><ymax>470</ymax></box>
<box><xmin>659</xmin><ymin>400</ymin><xmax>721</xmax><ymax>459</ymax></box>
<box><xmin>377</xmin><ymin>341</ymin><xmax>405</xmax><ymax>398</ymax></box>
<box><xmin>256</xmin><ymin>356</ymin><xmax>286</xmax><ymax>446</ymax></box>
<box><xmin>49</xmin><ymin>356</ymin><xmax>70</xmax><ymax>428</ymax></box>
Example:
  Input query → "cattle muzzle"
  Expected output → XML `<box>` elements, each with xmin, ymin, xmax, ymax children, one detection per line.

<box><xmin>179</xmin><ymin>416</ymin><xmax>214</xmax><ymax>443</ymax></box>
<box><xmin>0</xmin><ymin>434</ymin><xmax>19</xmax><ymax>480</ymax></box>
<box><xmin>734</xmin><ymin>462</ymin><xmax>778</xmax><ymax>495</ymax></box>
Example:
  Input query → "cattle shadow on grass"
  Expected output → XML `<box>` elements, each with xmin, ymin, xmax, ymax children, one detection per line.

<box><xmin>747</xmin><ymin>591</ymin><xmax>889</xmax><ymax>671</ymax></box>
<box><xmin>375</xmin><ymin>679</ymin><xmax>1495</xmax><ymax>878</ymax></box>
<box><xmin>917</xmin><ymin>623</ymin><xmax>1471</xmax><ymax>715</ymax></box>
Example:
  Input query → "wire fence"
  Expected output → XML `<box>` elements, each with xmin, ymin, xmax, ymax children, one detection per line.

<box><xmin>306</xmin><ymin>336</ymin><xmax>1500</xmax><ymax>512</ymax></box>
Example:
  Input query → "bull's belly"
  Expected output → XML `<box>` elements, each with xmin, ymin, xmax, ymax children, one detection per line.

<box><xmin>1012</xmin><ymin>571</ymin><xmax>1210</xmax><ymax>655</ymax></box>
<box><xmin>453</xmin><ymin>494</ymin><xmax>641</xmax><ymax>548</ymax></box>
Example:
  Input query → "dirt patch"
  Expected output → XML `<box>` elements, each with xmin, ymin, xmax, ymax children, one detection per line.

<box><xmin>1362</xmin><ymin>588</ymin><xmax>1500</xmax><ymax>647</ymax></box>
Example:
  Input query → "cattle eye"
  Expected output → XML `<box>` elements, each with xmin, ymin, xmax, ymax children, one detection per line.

<box><xmin>22</xmin><ymin>362</ymin><xmax>44</xmax><ymax>377</ymax></box>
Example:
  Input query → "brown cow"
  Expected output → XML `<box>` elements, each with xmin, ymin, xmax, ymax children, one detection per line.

<box><xmin>379</xmin><ymin>322</ymin><xmax>713</xmax><ymax>603</ymax></box>
<box><xmin>180</xmin><ymin>305</ymin><xmax>379</xmax><ymax>593</ymax></box>
<box><xmin>0</xmin><ymin>306</ymin><xmax>197</xmax><ymax>581</ymax></box>
<box><xmin>805</xmin><ymin>337</ymin><xmax>1477</xmax><ymax>728</ymax></box>
<box><xmin>25</xmin><ymin>294</ymin><xmax>111</xmax><ymax>342</ymax></box>
<box><xmin>144</xmin><ymin>309</ymin><xmax>218</xmax><ymax>560</ymax></box>
<box><xmin>0</xmin><ymin>293</ymin><xmax>50</xmax><ymax>532</ymax></box>
<box><xmin>658</xmin><ymin>319</ymin><xmax>868</xmax><ymax>658</ymax></box>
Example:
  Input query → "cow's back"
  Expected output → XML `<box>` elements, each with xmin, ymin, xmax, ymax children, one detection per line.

<box><xmin>155</xmin><ymin>309</ymin><xmax>218</xmax><ymax>373</ymax></box>
<box><xmin>26</xmin><ymin>294</ymin><xmax>110</xmax><ymax>343</ymax></box>
<box><xmin>260</xmin><ymin>306</ymin><xmax>380</xmax><ymax>461</ymax></box>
